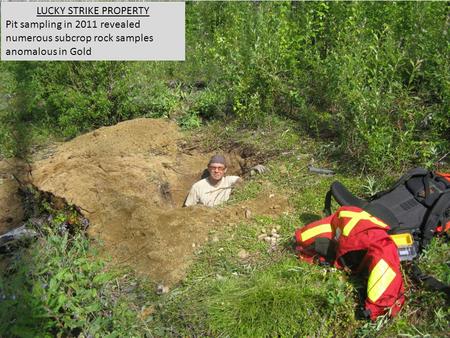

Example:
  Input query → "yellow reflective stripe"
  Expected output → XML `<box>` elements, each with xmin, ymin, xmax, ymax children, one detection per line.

<box><xmin>338</xmin><ymin>211</ymin><xmax>361</xmax><ymax>235</ymax></box>
<box><xmin>367</xmin><ymin>259</ymin><xmax>396</xmax><ymax>303</ymax></box>
<box><xmin>367</xmin><ymin>216</ymin><xmax>389</xmax><ymax>228</ymax></box>
<box><xmin>338</xmin><ymin>210</ymin><xmax>388</xmax><ymax>236</ymax></box>
<box><xmin>301</xmin><ymin>223</ymin><xmax>331</xmax><ymax>242</ymax></box>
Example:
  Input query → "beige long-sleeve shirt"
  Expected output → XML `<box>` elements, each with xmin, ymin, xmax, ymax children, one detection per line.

<box><xmin>184</xmin><ymin>176</ymin><xmax>241</xmax><ymax>207</ymax></box>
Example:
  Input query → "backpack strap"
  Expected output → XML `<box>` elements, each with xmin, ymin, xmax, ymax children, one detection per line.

<box><xmin>370</xmin><ymin>167</ymin><xmax>429</xmax><ymax>201</ymax></box>
<box><xmin>421</xmin><ymin>190</ymin><xmax>450</xmax><ymax>249</ymax></box>
<box><xmin>324</xmin><ymin>181</ymin><xmax>367</xmax><ymax>216</ymax></box>
<box><xmin>324</xmin><ymin>189</ymin><xmax>333</xmax><ymax>216</ymax></box>
<box><xmin>365</xmin><ymin>203</ymin><xmax>399</xmax><ymax>229</ymax></box>
<box><xmin>411</xmin><ymin>263</ymin><xmax>450</xmax><ymax>304</ymax></box>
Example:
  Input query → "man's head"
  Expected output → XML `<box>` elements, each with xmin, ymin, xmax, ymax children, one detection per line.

<box><xmin>207</xmin><ymin>155</ymin><xmax>227</xmax><ymax>183</ymax></box>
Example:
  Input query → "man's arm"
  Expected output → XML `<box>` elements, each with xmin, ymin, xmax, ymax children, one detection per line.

<box><xmin>231</xmin><ymin>176</ymin><xmax>243</xmax><ymax>188</ymax></box>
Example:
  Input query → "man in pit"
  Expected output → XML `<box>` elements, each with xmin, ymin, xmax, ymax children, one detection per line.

<box><xmin>184</xmin><ymin>155</ymin><xmax>242</xmax><ymax>207</ymax></box>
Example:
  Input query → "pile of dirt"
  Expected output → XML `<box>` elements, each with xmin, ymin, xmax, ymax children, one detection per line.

<box><xmin>29</xmin><ymin>118</ymin><xmax>290</xmax><ymax>285</ymax></box>
<box><xmin>0</xmin><ymin>159</ymin><xmax>26</xmax><ymax>235</ymax></box>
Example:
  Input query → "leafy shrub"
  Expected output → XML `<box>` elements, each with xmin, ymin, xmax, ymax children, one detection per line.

<box><xmin>141</xmin><ymin>81</ymin><xmax>179</xmax><ymax>119</ymax></box>
<box><xmin>183</xmin><ymin>1</ymin><xmax>449</xmax><ymax>172</ymax></box>
<box><xmin>2</xmin><ymin>2</ymin><xmax>448</xmax><ymax>171</ymax></box>
<box><xmin>189</xmin><ymin>87</ymin><xmax>226</xmax><ymax>120</ymax></box>
<box><xmin>178</xmin><ymin>111</ymin><xmax>202</xmax><ymax>130</ymax></box>
<box><xmin>2</xmin><ymin>62</ymin><xmax>179</xmax><ymax>141</ymax></box>
<box><xmin>0</xmin><ymin>230</ymin><xmax>145</xmax><ymax>336</ymax></box>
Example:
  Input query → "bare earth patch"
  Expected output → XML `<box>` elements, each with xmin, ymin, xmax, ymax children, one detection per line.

<box><xmin>0</xmin><ymin>159</ymin><xmax>26</xmax><ymax>235</ymax></box>
<box><xmin>28</xmin><ymin>118</ymin><xmax>290</xmax><ymax>285</ymax></box>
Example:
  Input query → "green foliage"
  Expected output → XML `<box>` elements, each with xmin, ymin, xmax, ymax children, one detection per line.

<box><xmin>0</xmin><ymin>231</ymin><xmax>146</xmax><ymax>337</ymax></box>
<box><xmin>178</xmin><ymin>86</ymin><xmax>226</xmax><ymax>130</ymax></box>
<box><xmin>2</xmin><ymin>2</ymin><xmax>448</xmax><ymax>171</ymax></box>
<box><xmin>141</xmin><ymin>80</ymin><xmax>179</xmax><ymax>119</ymax></box>
<box><xmin>361</xmin><ymin>175</ymin><xmax>382</xmax><ymax>197</ymax></box>
<box><xmin>0</xmin><ymin>62</ymin><xmax>179</xmax><ymax>153</ymax></box>
<box><xmin>0</xmin><ymin>63</ymin><xmax>29</xmax><ymax>157</ymax></box>
<box><xmin>189</xmin><ymin>87</ymin><xmax>227</xmax><ymax>120</ymax></box>
<box><xmin>418</xmin><ymin>237</ymin><xmax>450</xmax><ymax>285</ymax></box>
<box><xmin>182</xmin><ymin>1</ymin><xmax>449</xmax><ymax>173</ymax></box>
<box><xmin>0</xmin><ymin>120</ymin><xmax>17</xmax><ymax>158</ymax></box>
<box><xmin>228</xmin><ymin>180</ymin><xmax>263</xmax><ymax>204</ymax></box>
<box><xmin>178</xmin><ymin>111</ymin><xmax>202</xmax><ymax>130</ymax></box>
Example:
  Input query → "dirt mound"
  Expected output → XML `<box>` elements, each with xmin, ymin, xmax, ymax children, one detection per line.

<box><xmin>0</xmin><ymin>159</ymin><xmax>26</xmax><ymax>235</ymax></box>
<box><xmin>31</xmin><ymin>118</ymin><xmax>290</xmax><ymax>285</ymax></box>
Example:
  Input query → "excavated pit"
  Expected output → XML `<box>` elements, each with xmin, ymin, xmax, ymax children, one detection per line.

<box><xmin>2</xmin><ymin>118</ymin><xmax>290</xmax><ymax>285</ymax></box>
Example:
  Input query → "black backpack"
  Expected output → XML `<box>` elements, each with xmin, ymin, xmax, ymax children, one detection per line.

<box><xmin>324</xmin><ymin>167</ymin><xmax>450</xmax><ymax>250</ymax></box>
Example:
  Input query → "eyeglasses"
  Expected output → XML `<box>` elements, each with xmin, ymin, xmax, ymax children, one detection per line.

<box><xmin>208</xmin><ymin>165</ymin><xmax>226</xmax><ymax>172</ymax></box>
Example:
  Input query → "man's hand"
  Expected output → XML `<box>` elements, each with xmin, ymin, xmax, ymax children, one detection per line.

<box><xmin>250</xmin><ymin>164</ymin><xmax>267</xmax><ymax>176</ymax></box>
<box><xmin>233</xmin><ymin>177</ymin><xmax>244</xmax><ymax>188</ymax></box>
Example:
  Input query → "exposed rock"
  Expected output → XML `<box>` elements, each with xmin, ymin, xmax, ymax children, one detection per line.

<box><xmin>257</xmin><ymin>233</ymin><xmax>267</xmax><ymax>241</ymax></box>
<box><xmin>237</xmin><ymin>249</ymin><xmax>249</xmax><ymax>260</ymax></box>
<box><xmin>156</xmin><ymin>283</ymin><xmax>169</xmax><ymax>295</ymax></box>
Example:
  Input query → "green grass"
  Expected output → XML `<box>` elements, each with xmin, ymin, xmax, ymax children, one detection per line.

<box><xmin>204</xmin><ymin>259</ymin><xmax>355</xmax><ymax>337</ymax></box>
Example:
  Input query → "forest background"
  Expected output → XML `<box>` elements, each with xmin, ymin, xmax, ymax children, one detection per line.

<box><xmin>1</xmin><ymin>1</ymin><xmax>448</xmax><ymax>172</ymax></box>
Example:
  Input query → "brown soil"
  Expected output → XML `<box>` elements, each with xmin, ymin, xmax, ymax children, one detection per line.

<box><xmin>0</xmin><ymin>159</ymin><xmax>26</xmax><ymax>235</ymax></box>
<box><xmin>27</xmin><ymin>118</ymin><xmax>290</xmax><ymax>285</ymax></box>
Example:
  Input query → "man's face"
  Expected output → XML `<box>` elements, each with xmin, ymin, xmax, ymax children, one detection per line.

<box><xmin>208</xmin><ymin>162</ymin><xmax>227</xmax><ymax>182</ymax></box>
